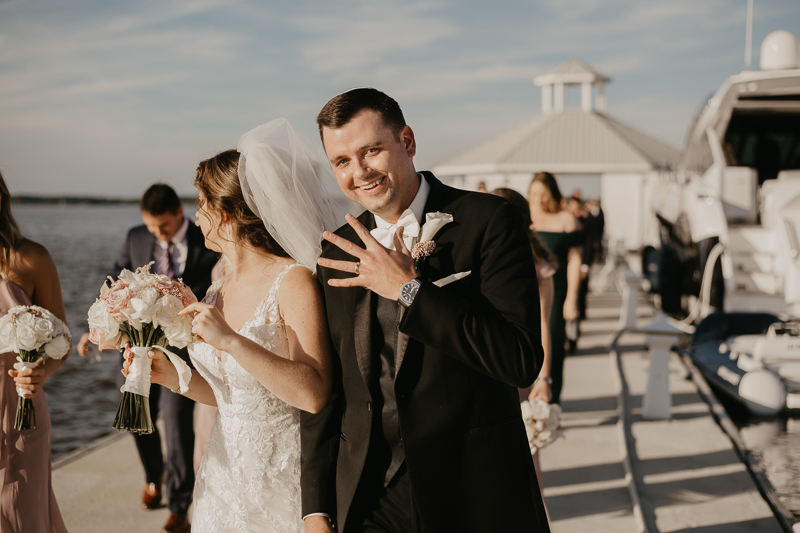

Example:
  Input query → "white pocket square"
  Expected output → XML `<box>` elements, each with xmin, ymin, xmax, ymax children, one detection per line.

<box><xmin>433</xmin><ymin>271</ymin><xmax>472</xmax><ymax>287</ymax></box>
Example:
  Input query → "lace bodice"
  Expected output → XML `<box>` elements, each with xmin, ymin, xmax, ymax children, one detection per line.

<box><xmin>189</xmin><ymin>263</ymin><xmax>303</xmax><ymax>532</ymax></box>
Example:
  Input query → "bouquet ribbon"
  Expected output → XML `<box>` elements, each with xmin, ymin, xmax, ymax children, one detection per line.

<box><xmin>13</xmin><ymin>357</ymin><xmax>37</xmax><ymax>398</ymax></box>
<box><xmin>121</xmin><ymin>346</ymin><xmax>192</xmax><ymax>397</ymax></box>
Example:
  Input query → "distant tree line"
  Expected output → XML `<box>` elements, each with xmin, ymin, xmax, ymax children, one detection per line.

<box><xmin>11</xmin><ymin>196</ymin><xmax>197</xmax><ymax>206</ymax></box>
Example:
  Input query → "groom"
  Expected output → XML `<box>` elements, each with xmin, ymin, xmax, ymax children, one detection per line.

<box><xmin>302</xmin><ymin>89</ymin><xmax>550</xmax><ymax>532</ymax></box>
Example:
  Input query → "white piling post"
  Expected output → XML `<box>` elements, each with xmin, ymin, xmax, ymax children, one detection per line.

<box><xmin>641</xmin><ymin>314</ymin><xmax>682</xmax><ymax>420</ymax></box>
<box><xmin>618</xmin><ymin>274</ymin><xmax>642</xmax><ymax>331</ymax></box>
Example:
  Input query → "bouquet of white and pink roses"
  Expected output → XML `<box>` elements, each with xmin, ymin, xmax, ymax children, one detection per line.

<box><xmin>87</xmin><ymin>263</ymin><xmax>195</xmax><ymax>434</ymax></box>
<box><xmin>0</xmin><ymin>305</ymin><xmax>71</xmax><ymax>430</ymax></box>
<box><xmin>520</xmin><ymin>397</ymin><xmax>562</xmax><ymax>455</ymax></box>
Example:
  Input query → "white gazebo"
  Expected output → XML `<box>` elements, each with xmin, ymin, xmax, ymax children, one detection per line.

<box><xmin>432</xmin><ymin>59</ymin><xmax>680</xmax><ymax>252</ymax></box>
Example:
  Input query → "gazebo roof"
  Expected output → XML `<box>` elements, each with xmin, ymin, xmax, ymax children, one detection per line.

<box><xmin>533</xmin><ymin>59</ymin><xmax>610</xmax><ymax>86</ymax></box>
<box><xmin>433</xmin><ymin>108</ymin><xmax>680</xmax><ymax>176</ymax></box>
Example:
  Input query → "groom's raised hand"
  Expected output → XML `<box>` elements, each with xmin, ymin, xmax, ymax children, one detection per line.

<box><xmin>318</xmin><ymin>214</ymin><xmax>418</xmax><ymax>301</ymax></box>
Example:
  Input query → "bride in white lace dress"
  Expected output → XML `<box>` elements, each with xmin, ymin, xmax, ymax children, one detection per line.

<box><xmin>124</xmin><ymin>119</ymin><xmax>338</xmax><ymax>532</ymax></box>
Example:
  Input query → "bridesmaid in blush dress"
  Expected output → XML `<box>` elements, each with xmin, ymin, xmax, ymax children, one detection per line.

<box><xmin>0</xmin><ymin>170</ymin><xmax>70</xmax><ymax>533</ymax></box>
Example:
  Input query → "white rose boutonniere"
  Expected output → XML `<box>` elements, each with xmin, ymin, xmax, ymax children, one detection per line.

<box><xmin>412</xmin><ymin>212</ymin><xmax>453</xmax><ymax>271</ymax></box>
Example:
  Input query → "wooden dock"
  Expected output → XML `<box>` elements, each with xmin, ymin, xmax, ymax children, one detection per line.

<box><xmin>53</xmin><ymin>293</ymin><xmax>786</xmax><ymax>532</ymax></box>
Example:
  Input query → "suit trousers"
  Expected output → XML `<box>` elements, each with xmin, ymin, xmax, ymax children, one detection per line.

<box><xmin>345</xmin><ymin>462</ymin><xmax>421</xmax><ymax>533</ymax></box>
<box><xmin>116</xmin><ymin>352</ymin><xmax>196</xmax><ymax>515</ymax></box>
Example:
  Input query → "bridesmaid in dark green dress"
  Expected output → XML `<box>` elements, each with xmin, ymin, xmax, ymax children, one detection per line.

<box><xmin>529</xmin><ymin>172</ymin><xmax>582</xmax><ymax>405</ymax></box>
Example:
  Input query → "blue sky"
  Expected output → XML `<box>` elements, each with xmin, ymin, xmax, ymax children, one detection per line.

<box><xmin>1</xmin><ymin>0</ymin><xmax>798</xmax><ymax>197</ymax></box>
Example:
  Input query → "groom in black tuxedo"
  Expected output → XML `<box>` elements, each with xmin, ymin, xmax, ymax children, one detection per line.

<box><xmin>302</xmin><ymin>89</ymin><xmax>550</xmax><ymax>532</ymax></box>
<box><xmin>78</xmin><ymin>184</ymin><xmax>218</xmax><ymax>533</ymax></box>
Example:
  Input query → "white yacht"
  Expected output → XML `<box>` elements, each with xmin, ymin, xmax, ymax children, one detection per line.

<box><xmin>654</xmin><ymin>30</ymin><xmax>800</xmax><ymax>415</ymax></box>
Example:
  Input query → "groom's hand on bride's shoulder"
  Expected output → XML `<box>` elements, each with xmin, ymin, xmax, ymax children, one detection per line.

<box><xmin>318</xmin><ymin>214</ymin><xmax>417</xmax><ymax>301</ymax></box>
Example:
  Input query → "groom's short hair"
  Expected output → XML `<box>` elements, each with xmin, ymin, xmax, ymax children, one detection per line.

<box><xmin>317</xmin><ymin>88</ymin><xmax>406</xmax><ymax>141</ymax></box>
<box><xmin>140</xmin><ymin>183</ymin><xmax>182</xmax><ymax>215</ymax></box>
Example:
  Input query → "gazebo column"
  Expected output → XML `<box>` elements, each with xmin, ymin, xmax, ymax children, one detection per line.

<box><xmin>554</xmin><ymin>82</ymin><xmax>565</xmax><ymax>112</ymax></box>
<box><xmin>581</xmin><ymin>82</ymin><xmax>592</xmax><ymax>112</ymax></box>
<box><xmin>541</xmin><ymin>84</ymin><xmax>553</xmax><ymax>114</ymax></box>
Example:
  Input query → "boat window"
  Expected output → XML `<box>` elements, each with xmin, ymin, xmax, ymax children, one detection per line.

<box><xmin>724</xmin><ymin>110</ymin><xmax>800</xmax><ymax>185</ymax></box>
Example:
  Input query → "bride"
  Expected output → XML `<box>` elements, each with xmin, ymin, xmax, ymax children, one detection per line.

<box><xmin>124</xmin><ymin>119</ymin><xmax>337</xmax><ymax>532</ymax></box>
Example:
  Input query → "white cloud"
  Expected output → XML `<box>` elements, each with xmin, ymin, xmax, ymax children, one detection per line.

<box><xmin>1</xmin><ymin>0</ymin><xmax>799</xmax><ymax>196</ymax></box>
<box><xmin>294</xmin><ymin>0</ymin><xmax>459</xmax><ymax>75</ymax></box>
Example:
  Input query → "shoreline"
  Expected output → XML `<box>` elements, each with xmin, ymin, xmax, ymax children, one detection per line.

<box><xmin>12</xmin><ymin>197</ymin><xmax>197</xmax><ymax>206</ymax></box>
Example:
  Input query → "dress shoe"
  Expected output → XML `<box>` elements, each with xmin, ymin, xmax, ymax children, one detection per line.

<box><xmin>162</xmin><ymin>512</ymin><xmax>190</xmax><ymax>533</ymax></box>
<box><xmin>141</xmin><ymin>479</ymin><xmax>162</xmax><ymax>509</ymax></box>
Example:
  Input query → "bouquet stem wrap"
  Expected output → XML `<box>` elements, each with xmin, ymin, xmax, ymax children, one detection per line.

<box><xmin>113</xmin><ymin>330</ymin><xmax>192</xmax><ymax>434</ymax></box>
<box><xmin>13</xmin><ymin>352</ymin><xmax>38</xmax><ymax>431</ymax></box>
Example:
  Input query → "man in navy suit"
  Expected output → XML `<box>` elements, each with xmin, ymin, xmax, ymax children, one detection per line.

<box><xmin>78</xmin><ymin>184</ymin><xmax>218</xmax><ymax>533</ymax></box>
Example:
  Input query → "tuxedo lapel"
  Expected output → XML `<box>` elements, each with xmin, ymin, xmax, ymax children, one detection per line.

<box><xmin>353</xmin><ymin>288</ymin><xmax>374</xmax><ymax>386</ymax></box>
<box><xmin>395</xmin><ymin>308</ymin><xmax>410</xmax><ymax>374</ymax></box>
<box><xmin>135</xmin><ymin>231</ymin><xmax>157</xmax><ymax>270</ymax></box>
<box><xmin>351</xmin><ymin>211</ymin><xmax>377</xmax><ymax>387</ymax></box>
<box><xmin>395</xmin><ymin>172</ymin><xmax>446</xmax><ymax>375</ymax></box>
<box><xmin>420</xmin><ymin>171</ymin><xmax>446</xmax><ymax>221</ymax></box>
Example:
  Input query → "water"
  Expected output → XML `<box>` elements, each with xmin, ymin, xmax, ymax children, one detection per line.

<box><xmin>727</xmin><ymin>409</ymin><xmax>800</xmax><ymax>518</ymax></box>
<box><xmin>15</xmin><ymin>204</ymin><xmax>164</xmax><ymax>458</ymax></box>
<box><xmin>712</xmin><ymin>388</ymin><xmax>800</xmax><ymax>518</ymax></box>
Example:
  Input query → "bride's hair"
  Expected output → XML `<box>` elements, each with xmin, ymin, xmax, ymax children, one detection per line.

<box><xmin>0</xmin><ymin>170</ymin><xmax>24</xmax><ymax>277</ymax></box>
<box><xmin>194</xmin><ymin>149</ymin><xmax>290</xmax><ymax>258</ymax></box>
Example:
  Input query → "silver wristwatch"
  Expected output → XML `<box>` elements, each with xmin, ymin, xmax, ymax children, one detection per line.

<box><xmin>398</xmin><ymin>278</ymin><xmax>422</xmax><ymax>307</ymax></box>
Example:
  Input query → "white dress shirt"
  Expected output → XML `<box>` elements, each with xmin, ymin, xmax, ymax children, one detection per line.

<box><xmin>372</xmin><ymin>173</ymin><xmax>430</xmax><ymax>249</ymax></box>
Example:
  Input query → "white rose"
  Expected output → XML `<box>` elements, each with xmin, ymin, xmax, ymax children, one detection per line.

<box><xmin>163</xmin><ymin>319</ymin><xmax>193</xmax><ymax>349</ymax></box>
<box><xmin>16</xmin><ymin>311</ymin><xmax>35</xmax><ymax>328</ymax></box>
<box><xmin>520</xmin><ymin>399</ymin><xmax>535</xmax><ymax>423</ymax></box>
<box><xmin>127</xmin><ymin>287</ymin><xmax>159</xmax><ymax>325</ymax></box>
<box><xmin>153</xmin><ymin>295</ymin><xmax>183</xmax><ymax>330</ymax></box>
<box><xmin>33</xmin><ymin>317</ymin><xmax>55</xmax><ymax>343</ymax></box>
<box><xmin>0</xmin><ymin>322</ymin><xmax>17</xmax><ymax>353</ymax></box>
<box><xmin>530</xmin><ymin>398</ymin><xmax>550</xmax><ymax>421</ymax></box>
<box><xmin>87</xmin><ymin>299</ymin><xmax>120</xmax><ymax>339</ymax></box>
<box><xmin>44</xmin><ymin>335</ymin><xmax>71</xmax><ymax>359</ymax></box>
<box><xmin>117</xmin><ymin>269</ymin><xmax>138</xmax><ymax>286</ymax></box>
<box><xmin>418</xmin><ymin>212</ymin><xmax>454</xmax><ymax>243</ymax></box>
<box><xmin>16</xmin><ymin>324</ymin><xmax>39</xmax><ymax>352</ymax></box>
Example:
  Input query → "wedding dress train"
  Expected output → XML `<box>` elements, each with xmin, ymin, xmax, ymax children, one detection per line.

<box><xmin>190</xmin><ymin>263</ymin><xmax>303</xmax><ymax>532</ymax></box>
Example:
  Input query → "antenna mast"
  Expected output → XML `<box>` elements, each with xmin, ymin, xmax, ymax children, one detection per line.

<box><xmin>745</xmin><ymin>0</ymin><xmax>754</xmax><ymax>69</ymax></box>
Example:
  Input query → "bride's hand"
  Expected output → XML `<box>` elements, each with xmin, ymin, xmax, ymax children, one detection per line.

<box><xmin>121</xmin><ymin>342</ymin><xmax>178</xmax><ymax>390</ymax></box>
<box><xmin>179</xmin><ymin>302</ymin><xmax>236</xmax><ymax>351</ymax></box>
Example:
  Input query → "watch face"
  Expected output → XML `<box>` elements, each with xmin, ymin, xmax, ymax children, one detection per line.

<box><xmin>401</xmin><ymin>284</ymin><xmax>414</xmax><ymax>299</ymax></box>
<box><xmin>400</xmin><ymin>279</ymin><xmax>420</xmax><ymax>305</ymax></box>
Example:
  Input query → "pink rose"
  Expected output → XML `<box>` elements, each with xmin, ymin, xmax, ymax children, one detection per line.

<box><xmin>101</xmin><ymin>280</ymin><xmax>134</xmax><ymax>317</ymax></box>
<box><xmin>89</xmin><ymin>328</ymin><xmax>119</xmax><ymax>351</ymax></box>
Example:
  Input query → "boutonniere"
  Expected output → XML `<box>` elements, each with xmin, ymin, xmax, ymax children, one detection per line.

<box><xmin>411</xmin><ymin>211</ymin><xmax>453</xmax><ymax>271</ymax></box>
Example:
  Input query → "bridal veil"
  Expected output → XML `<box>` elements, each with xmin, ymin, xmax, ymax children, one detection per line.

<box><xmin>237</xmin><ymin>118</ymin><xmax>340</xmax><ymax>271</ymax></box>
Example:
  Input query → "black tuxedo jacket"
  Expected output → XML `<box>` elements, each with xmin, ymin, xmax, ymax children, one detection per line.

<box><xmin>112</xmin><ymin>222</ymin><xmax>219</xmax><ymax>304</ymax></box>
<box><xmin>302</xmin><ymin>173</ymin><xmax>549</xmax><ymax>532</ymax></box>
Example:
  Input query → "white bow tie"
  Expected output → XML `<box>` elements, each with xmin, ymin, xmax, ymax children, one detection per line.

<box><xmin>370</xmin><ymin>209</ymin><xmax>420</xmax><ymax>250</ymax></box>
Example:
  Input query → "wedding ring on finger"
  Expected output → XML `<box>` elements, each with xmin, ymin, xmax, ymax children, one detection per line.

<box><xmin>354</xmin><ymin>262</ymin><xmax>360</xmax><ymax>275</ymax></box>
